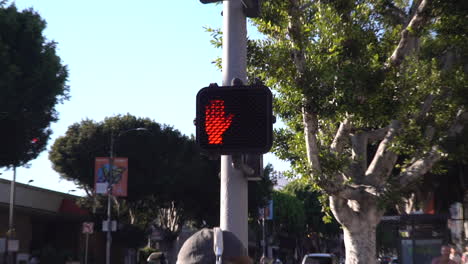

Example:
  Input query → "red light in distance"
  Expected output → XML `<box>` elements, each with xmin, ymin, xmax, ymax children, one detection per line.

<box><xmin>205</xmin><ymin>100</ymin><xmax>234</xmax><ymax>144</ymax></box>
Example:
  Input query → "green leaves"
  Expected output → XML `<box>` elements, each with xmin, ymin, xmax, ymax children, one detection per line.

<box><xmin>0</xmin><ymin>3</ymin><xmax>69</xmax><ymax>168</ymax></box>
<box><xmin>243</xmin><ymin>0</ymin><xmax>468</xmax><ymax>206</ymax></box>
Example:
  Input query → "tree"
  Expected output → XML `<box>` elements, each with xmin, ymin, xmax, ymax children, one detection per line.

<box><xmin>50</xmin><ymin>114</ymin><xmax>275</xmax><ymax>241</ymax></box>
<box><xmin>283</xmin><ymin>180</ymin><xmax>341</xmax><ymax>253</ymax></box>
<box><xmin>271</xmin><ymin>190</ymin><xmax>306</xmax><ymax>247</ymax></box>
<box><xmin>49</xmin><ymin>114</ymin><xmax>220</xmax><ymax>238</ymax></box>
<box><xmin>0</xmin><ymin>2</ymin><xmax>69</xmax><ymax>168</ymax></box>
<box><xmin>243</xmin><ymin>0</ymin><xmax>468</xmax><ymax>263</ymax></box>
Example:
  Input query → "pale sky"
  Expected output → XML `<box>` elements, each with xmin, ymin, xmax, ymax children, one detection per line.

<box><xmin>2</xmin><ymin>0</ymin><xmax>290</xmax><ymax>195</ymax></box>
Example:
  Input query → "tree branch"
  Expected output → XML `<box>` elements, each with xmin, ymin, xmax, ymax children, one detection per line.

<box><xmin>399</xmin><ymin>146</ymin><xmax>441</xmax><ymax>185</ymax></box>
<box><xmin>386</xmin><ymin>0</ymin><xmax>431</xmax><ymax>68</ymax></box>
<box><xmin>330</xmin><ymin>119</ymin><xmax>351</xmax><ymax>153</ymax></box>
<box><xmin>448</xmin><ymin>110</ymin><xmax>468</xmax><ymax>137</ymax></box>
<box><xmin>349</xmin><ymin>131</ymin><xmax>369</xmax><ymax>179</ymax></box>
<box><xmin>329</xmin><ymin>195</ymin><xmax>358</xmax><ymax>228</ymax></box>
<box><xmin>379</xmin><ymin>1</ymin><xmax>408</xmax><ymax>26</ymax></box>
<box><xmin>340</xmin><ymin>184</ymin><xmax>380</xmax><ymax>200</ymax></box>
<box><xmin>366</xmin><ymin>120</ymin><xmax>401</xmax><ymax>185</ymax></box>
<box><xmin>367</xmin><ymin>127</ymin><xmax>389</xmax><ymax>143</ymax></box>
<box><xmin>414</xmin><ymin>94</ymin><xmax>435</xmax><ymax>122</ymax></box>
<box><xmin>399</xmin><ymin>110</ymin><xmax>467</xmax><ymax>185</ymax></box>
<box><xmin>303</xmin><ymin>108</ymin><xmax>322</xmax><ymax>173</ymax></box>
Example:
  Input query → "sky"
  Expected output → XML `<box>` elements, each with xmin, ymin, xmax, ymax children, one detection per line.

<box><xmin>1</xmin><ymin>0</ymin><xmax>290</xmax><ymax>195</ymax></box>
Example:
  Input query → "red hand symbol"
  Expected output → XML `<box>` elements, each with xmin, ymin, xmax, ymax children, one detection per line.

<box><xmin>205</xmin><ymin>100</ymin><xmax>234</xmax><ymax>144</ymax></box>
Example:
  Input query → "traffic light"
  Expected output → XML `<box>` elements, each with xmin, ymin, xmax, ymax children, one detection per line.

<box><xmin>196</xmin><ymin>84</ymin><xmax>273</xmax><ymax>154</ymax></box>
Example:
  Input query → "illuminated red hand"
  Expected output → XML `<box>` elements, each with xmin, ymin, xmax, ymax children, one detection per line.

<box><xmin>205</xmin><ymin>99</ymin><xmax>234</xmax><ymax>144</ymax></box>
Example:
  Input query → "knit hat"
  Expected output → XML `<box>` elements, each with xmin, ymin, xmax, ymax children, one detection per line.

<box><xmin>176</xmin><ymin>228</ymin><xmax>247</xmax><ymax>264</ymax></box>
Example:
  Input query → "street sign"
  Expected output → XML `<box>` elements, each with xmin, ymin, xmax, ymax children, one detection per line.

<box><xmin>195</xmin><ymin>84</ymin><xmax>273</xmax><ymax>154</ymax></box>
<box><xmin>259</xmin><ymin>200</ymin><xmax>273</xmax><ymax>220</ymax></box>
<box><xmin>82</xmin><ymin>222</ymin><xmax>94</xmax><ymax>234</ymax></box>
<box><xmin>7</xmin><ymin>239</ymin><xmax>19</xmax><ymax>252</ymax></box>
<box><xmin>102</xmin><ymin>220</ymin><xmax>117</xmax><ymax>232</ymax></box>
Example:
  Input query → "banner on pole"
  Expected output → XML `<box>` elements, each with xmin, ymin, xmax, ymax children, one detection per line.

<box><xmin>94</xmin><ymin>157</ymin><xmax>128</xmax><ymax>197</ymax></box>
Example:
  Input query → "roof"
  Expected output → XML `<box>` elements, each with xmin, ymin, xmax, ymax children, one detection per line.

<box><xmin>0</xmin><ymin>178</ymin><xmax>87</xmax><ymax>217</ymax></box>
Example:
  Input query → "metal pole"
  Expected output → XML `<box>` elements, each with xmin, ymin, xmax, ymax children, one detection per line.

<box><xmin>5</xmin><ymin>166</ymin><xmax>17</xmax><ymax>264</ymax></box>
<box><xmin>220</xmin><ymin>0</ymin><xmax>248</xmax><ymax>248</ymax></box>
<box><xmin>85</xmin><ymin>233</ymin><xmax>89</xmax><ymax>264</ymax></box>
<box><xmin>262</xmin><ymin>216</ymin><xmax>266</xmax><ymax>258</ymax></box>
<box><xmin>8</xmin><ymin>166</ymin><xmax>16</xmax><ymax>235</ymax></box>
<box><xmin>106</xmin><ymin>133</ymin><xmax>114</xmax><ymax>264</ymax></box>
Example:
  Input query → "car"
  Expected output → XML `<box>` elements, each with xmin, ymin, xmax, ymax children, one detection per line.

<box><xmin>301</xmin><ymin>253</ymin><xmax>339</xmax><ymax>264</ymax></box>
<box><xmin>147</xmin><ymin>252</ymin><xmax>167</xmax><ymax>264</ymax></box>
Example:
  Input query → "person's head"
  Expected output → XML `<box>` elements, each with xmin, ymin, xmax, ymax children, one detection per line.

<box><xmin>177</xmin><ymin>228</ymin><xmax>252</xmax><ymax>264</ymax></box>
<box><xmin>441</xmin><ymin>245</ymin><xmax>451</xmax><ymax>257</ymax></box>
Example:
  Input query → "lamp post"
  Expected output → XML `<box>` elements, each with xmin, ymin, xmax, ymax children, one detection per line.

<box><xmin>105</xmin><ymin>127</ymin><xmax>148</xmax><ymax>264</ymax></box>
<box><xmin>5</xmin><ymin>166</ymin><xmax>17</xmax><ymax>264</ymax></box>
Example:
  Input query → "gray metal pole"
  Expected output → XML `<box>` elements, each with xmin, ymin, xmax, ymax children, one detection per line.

<box><xmin>106</xmin><ymin>133</ymin><xmax>114</xmax><ymax>264</ymax></box>
<box><xmin>6</xmin><ymin>166</ymin><xmax>16</xmax><ymax>264</ymax></box>
<box><xmin>262</xmin><ymin>217</ymin><xmax>266</xmax><ymax>258</ymax></box>
<box><xmin>220</xmin><ymin>0</ymin><xmax>248</xmax><ymax>248</ymax></box>
<box><xmin>8</xmin><ymin>166</ymin><xmax>16</xmax><ymax>235</ymax></box>
<box><xmin>85</xmin><ymin>233</ymin><xmax>89</xmax><ymax>264</ymax></box>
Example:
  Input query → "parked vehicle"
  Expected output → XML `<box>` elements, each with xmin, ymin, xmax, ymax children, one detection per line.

<box><xmin>301</xmin><ymin>253</ymin><xmax>338</xmax><ymax>264</ymax></box>
<box><xmin>147</xmin><ymin>252</ymin><xmax>167</xmax><ymax>264</ymax></box>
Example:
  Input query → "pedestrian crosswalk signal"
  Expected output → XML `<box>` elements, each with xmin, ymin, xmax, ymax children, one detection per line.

<box><xmin>195</xmin><ymin>84</ymin><xmax>273</xmax><ymax>154</ymax></box>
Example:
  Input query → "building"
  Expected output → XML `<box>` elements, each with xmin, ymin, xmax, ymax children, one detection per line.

<box><xmin>0</xmin><ymin>178</ymin><xmax>96</xmax><ymax>263</ymax></box>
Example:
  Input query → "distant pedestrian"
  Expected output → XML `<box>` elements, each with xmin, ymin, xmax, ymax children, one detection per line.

<box><xmin>461</xmin><ymin>245</ymin><xmax>468</xmax><ymax>264</ymax></box>
<box><xmin>451</xmin><ymin>245</ymin><xmax>462</xmax><ymax>264</ymax></box>
<box><xmin>432</xmin><ymin>245</ymin><xmax>457</xmax><ymax>264</ymax></box>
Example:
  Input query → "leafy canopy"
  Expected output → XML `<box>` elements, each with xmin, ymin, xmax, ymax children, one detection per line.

<box><xmin>0</xmin><ymin>3</ymin><xmax>69</xmax><ymax>168</ymax></box>
<box><xmin>49</xmin><ymin>114</ymin><xmax>220</xmax><ymax>227</ymax></box>
<box><xmin>248</xmin><ymin>0</ymin><xmax>467</xmax><ymax>187</ymax></box>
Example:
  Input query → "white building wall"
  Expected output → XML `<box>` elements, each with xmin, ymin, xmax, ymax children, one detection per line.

<box><xmin>0</xmin><ymin>178</ymin><xmax>66</xmax><ymax>213</ymax></box>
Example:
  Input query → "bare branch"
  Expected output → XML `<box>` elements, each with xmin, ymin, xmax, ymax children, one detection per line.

<box><xmin>303</xmin><ymin>108</ymin><xmax>322</xmax><ymax>173</ymax></box>
<box><xmin>399</xmin><ymin>110</ymin><xmax>467</xmax><ymax>185</ymax></box>
<box><xmin>330</xmin><ymin>119</ymin><xmax>351</xmax><ymax>153</ymax></box>
<box><xmin>448</xmin><ymin>110</ymin><xmax>468</xmax><ymax>137</ymax></box>
<box><xmin>329</xmin><ymin>195</ymin><xmax>359</xmax><ymax>227</ymax></box>
<box><xmin>340</xmin><ymin>184</ymin><xmax>380</xmax><ymax>200</ymax></box>
<box><xmin>380</xmin><ymin>1</ymin><xmax>408</xmax><ymax>25</ymax></box>
<box><xmin>367</xmin><ymin>127</ymin><xmax>389</xmax><ymax>143</ymax></box>
<box><xmin>366</xmin><ymin>120</ymin><xmax>401</xmax><ymax>185</ymax></box>
<box><xmin>399</xmin><ymin>146</ymin><xmax>441</xmax><ymax>185</ymax></box>
<box><xmin>330</xmin><ymin>195</ymin><xmax>358</xmax><ymax>227</ymax></box>
<box><xmin>386</xmin><ymin>0</ymin><xmax>431</xmax><ymax>68</ymax></box>
<box><xmin>349</xmin><ymin>132</ymin><xmax>368</xmax><ymax>179</ymax></box>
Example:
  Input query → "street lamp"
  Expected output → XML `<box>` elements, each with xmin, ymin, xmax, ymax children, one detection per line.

<box><xmin>6</xmin><ymin>166</ymin><xmax>17</xmax><ymax>264</ymax></box>
<box><xmin>105</xmin><ymin>127</ymin><xmax>148</xmax><ymax>264</ymax></box>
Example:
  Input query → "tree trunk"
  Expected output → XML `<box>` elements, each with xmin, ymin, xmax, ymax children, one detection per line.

<box><xmin>330</xmin><ymin>195</ymin><xmax>383</xmax><ymax>264</ymax></box>
<box><xmin>343</xmin><ymin>224</ymin><xmax>377</xmax><ymax>264</ymax></box>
